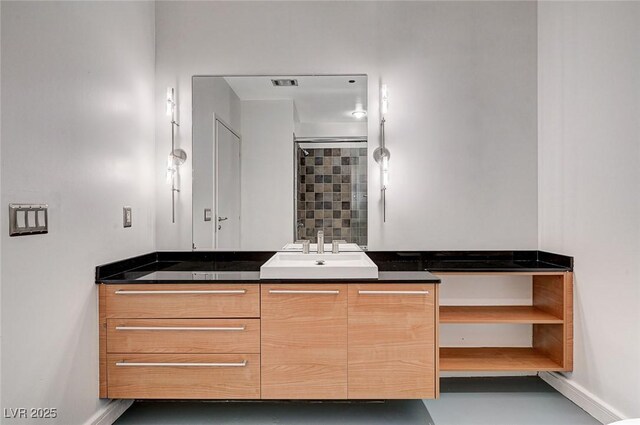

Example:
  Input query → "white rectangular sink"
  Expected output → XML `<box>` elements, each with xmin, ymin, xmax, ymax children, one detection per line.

<box><xmin>260</xmin><ymin>252</ymin><xmax>379</xmax><ymax>280</ymax></box>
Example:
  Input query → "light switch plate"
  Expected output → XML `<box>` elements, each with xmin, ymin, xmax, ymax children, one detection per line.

<box><xmin>204</xmin><ymin>208</ymin><xmax>212</xmax><ymax>222</ymax></box>
<box><xmin>123</xmin><ymin>207</ymin><xmax>132</xmax><ymax>228</ymax></box>
<box><xmin>9</xmin><ymin>204</ymin><xmax>48</xmax><ymax>236</ymax></box>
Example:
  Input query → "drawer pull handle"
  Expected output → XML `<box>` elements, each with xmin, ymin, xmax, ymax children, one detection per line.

<box><xmin>115</xmin><ymin>361</ymin><xmax>248</xmax><ymax>367</ymax></box>
<box><xmin>358</xmin><ymin>290</ymin><xmax>430</xmax><ymax>295</ymax></box>
<box><xmin>115</xmin><ymin>326</ymin><xmax>246</xmax><ymax>332</ymax></box>
<box><xmin>268</xmin><ymin>289</ymin><xmax>340</xmax><ymax>295</ymax></box>
<box><xmin>114</xmin><ymin>289</ymin><xmax>246</xmax><ymax>295</ymax></box>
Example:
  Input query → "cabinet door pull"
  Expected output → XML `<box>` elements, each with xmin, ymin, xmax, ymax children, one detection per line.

<box><xmin>115</xmin><ymin>326</ymin><xmax>246</xmax><ymax>332</ymax></box>
<box><xmin>114</xmin><ymin>289</ymin><xmax>246</xmax><ymax>295</ymax></box>
<box><xmin>358</xmin><ymin>290</ymin><xmax>430</xmax><ymax>295</ymax></box>
<box><xmin>268</xmin><ymin>289</ymin><xmax>340</xmax><ymax>295</ymax></box>
<box><xmin>115</xmin><ymin>360</ymin><xmax>247</xmax><ymax>367</ymax></box>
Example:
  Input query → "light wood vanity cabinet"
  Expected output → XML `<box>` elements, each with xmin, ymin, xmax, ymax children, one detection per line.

<box><xmin>99</xmin><ymin>282</ymin><xmax>438</xmax><ymax>400</ymax></box>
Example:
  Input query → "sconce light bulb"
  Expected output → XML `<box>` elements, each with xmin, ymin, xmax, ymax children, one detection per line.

<box><xmin>381</xmin><ymin>155</ymin><xmax>389</xmax><ymax>188</ymax></box>
<box><xmin>166</xmin><ymin>87</ymin><xmax>174</xmax><ymax>117</ymax></box>
<box><xmin>381</xmin><ymin>84</ymin><xmax>389</xmax><ymax>116</ymax></box>
<box><xmin>166</xmin><ymin>154</ymin><xmax>176</xmax><ymax>184</ymax></box>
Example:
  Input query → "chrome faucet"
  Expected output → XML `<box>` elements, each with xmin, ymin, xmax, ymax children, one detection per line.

<box><xmin>332</xmin><ymin>239</ymin><xmax>347</xmax><ymax>254</ymax></box>
<box><xmin>317</xmin><ymin>230</ymin><xmax>324</xmax><ymax>254</ymax></box>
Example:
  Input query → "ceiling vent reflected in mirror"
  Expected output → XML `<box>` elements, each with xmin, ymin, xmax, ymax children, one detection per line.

<box><xmin>271</xmin><ymin>79</ymin><xmax>298</xmax><ymax>87</ymax></box>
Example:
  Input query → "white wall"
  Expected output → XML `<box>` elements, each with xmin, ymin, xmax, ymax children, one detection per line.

<box><xmin>538</xmin><ymin>1</ymin><xmax>640</xmax><ymax>420</ymax></box>
<box><xmin>240</xmin><ymin>100</ymin><xmax>294</xmax><ymax>249</ymax></box>
<box><xmin>155</xmin><ymin>1</ymin><xmax>539</xmax><ymax>251</ymax></box>
<box><xmin>0</xmin><ymin>1</ymin><xmax>3</xmax><ymax>411</ymax></box>
<box><xmin>0</xmin><ymin>2</ymin><xmax>156</xmax><ymax>424</ymax></box>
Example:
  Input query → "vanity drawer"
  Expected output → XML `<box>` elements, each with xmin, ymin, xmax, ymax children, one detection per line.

<box><xmin>105</xmin><ymin>284</ymin><xmax>260</xmax><ymax>318</ymax></box>
<box><xmin>107</xmin><ymin>353</ymin><xmax>260</xmax><ymax>399</ymax></box>
<box><xmin>107</xmin><ymin>319</ymin><xmax>260</xmax><ymax>354</ymax></box>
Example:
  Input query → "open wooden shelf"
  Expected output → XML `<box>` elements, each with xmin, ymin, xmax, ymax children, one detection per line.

<box><xmin>440</xmin><ymin>347</ymin><xmax>563</xmax><ymax>372</ymax></box>
<box><xmin>440</xmin><ymin>306</ymin><xmax>563</xmax><ymax>324</ymax></box>
<box><xmin>435</xmin><ymin>271</ymin><xmax>573</xmax><ymax>373</ymax></box>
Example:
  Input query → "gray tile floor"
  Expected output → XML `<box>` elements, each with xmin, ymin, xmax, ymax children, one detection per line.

<box><xmin>115</xmin><ymin>400</ymin><xmax>434</xmax><ymax>425</ymax></box>
<box><xmin>425</xmin><ymin>377</ymin><xmax>600</xmax><ymax>425</ymax></box>
<box><xmin>114</xmin><ymin>377</ymin><xmax>600</xmax><ymax>425</ymax></box>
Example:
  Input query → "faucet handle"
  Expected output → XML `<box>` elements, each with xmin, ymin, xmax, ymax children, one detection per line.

<box><xmin>332</xmin><ymin>240</ymin><xmax>347</xmax><ymax>254</ymax></box>
<box><xmin>295</xmin><ymin>239</ymin><xmax>310</xmax><ymax>254</ymax></box>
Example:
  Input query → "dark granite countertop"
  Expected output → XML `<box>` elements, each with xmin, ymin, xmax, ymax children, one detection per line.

<box><xmin>96</xmin><ymin>250</ymin><xmax>572</xmax><ymax>284</ymax></box>
<box><xmin>366</xmin><ymin>251</ymin><xmax>573</xmax><ymax>273</ymax></box>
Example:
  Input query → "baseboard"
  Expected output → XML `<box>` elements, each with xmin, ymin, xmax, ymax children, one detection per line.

<box><xmin>539</xmin><ymin>372</ymin><xmax>625</xmax><ymax>424</ymax></box>
<box><xmin>84</xmin><ymin>399</ymin><xmax>133</xmax><ymax>425</ymax></box>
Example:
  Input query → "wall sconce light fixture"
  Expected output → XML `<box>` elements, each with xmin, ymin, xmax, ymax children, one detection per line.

<box><xmin>352</xmin><ymin>109</ymin><xmax>367</xmax><ymax>119</ymax></box>
<box><xmin>373</xmin><ymin>84</ymin><xmax>390</xmax><ymax>222</ymax></box>
<box><xmin>166</xmin><ymin>87</ymin><xmax>187</xmax><ymax>223</ymax></box>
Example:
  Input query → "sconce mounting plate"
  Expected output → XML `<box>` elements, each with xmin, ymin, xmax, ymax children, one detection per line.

<box><xmin>171</xmin><ymin>149</ymin><xmax>187</xmax><ymax>165</ymax></box>
<box><xmin>373</xmin><ymin>146</ymin><xmax>390</xmax><ymax>164</ymax></box>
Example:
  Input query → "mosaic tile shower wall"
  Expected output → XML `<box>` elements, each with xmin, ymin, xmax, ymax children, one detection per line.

<box><xmin>296</xmin><ymin>145</ymin><xmax>368</xmax><ymax>246</ymax></box>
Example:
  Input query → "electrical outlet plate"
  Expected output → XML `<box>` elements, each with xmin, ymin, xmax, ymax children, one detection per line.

<box><xmin>123</xmin><ymin>207</ymin><xmax>132</xmax><ymax>228</ymax></box>
<box><xmin>9</xmin><ymin>204</ymin><xmax>48</xmax><ymax>236</ymax></box>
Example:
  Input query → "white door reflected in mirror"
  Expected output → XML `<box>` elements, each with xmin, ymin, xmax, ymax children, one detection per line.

<box><xmin>215</xmin><ymin>119</ymin><xmax>241</xmax><ymax>250</ymax></box>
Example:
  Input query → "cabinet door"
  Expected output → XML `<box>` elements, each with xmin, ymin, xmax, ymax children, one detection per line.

<box><xmin>261</xmin><ymin>284</ymin><xmax>347</xmax><ymax>399</ymax></box>
<box><xmin>348</xmin><ymin>284</ymin><xmax>437</xmax><ymax>399</ymax></box>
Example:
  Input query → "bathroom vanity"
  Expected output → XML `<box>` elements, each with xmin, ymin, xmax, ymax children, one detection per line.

<box><xmin>96</xmin><ymin>250</ymin><xmax>573</xmax><ymax>401</ymax></box>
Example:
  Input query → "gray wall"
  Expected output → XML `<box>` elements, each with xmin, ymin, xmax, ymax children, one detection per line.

<box><xmin>0</xmin><ymin>2</ymin><xmax>156</xmax><ymax>424</ymax></box>
<box><xmin>154</xmin><ymin>1</ymin><xmax>539</xmax><ymax>251</ymax></box>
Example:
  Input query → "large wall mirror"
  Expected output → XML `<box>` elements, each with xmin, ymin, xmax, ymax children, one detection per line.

<box><xmin>192</xmin><ymin>75</ymin><xmax>368</xmax><ymax>251</ymax></box>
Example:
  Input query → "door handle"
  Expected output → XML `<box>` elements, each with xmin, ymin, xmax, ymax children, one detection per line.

<box><xmin>218</xmin><ymin>217</ymin><xmax>228</xmax><ymax>222</ymax></box>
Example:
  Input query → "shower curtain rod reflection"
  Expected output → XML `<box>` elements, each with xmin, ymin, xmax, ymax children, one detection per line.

<box><xmin>294</xmin><ymin>137</ymin><xmax>367</xmax><ymax>143</ymax></box>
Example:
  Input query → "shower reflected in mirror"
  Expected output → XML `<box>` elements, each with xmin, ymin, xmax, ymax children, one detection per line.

<box><xmin>295</xmin><ymin>139</ymin><xmax>368</xmax><ymax>247</ymax></box>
